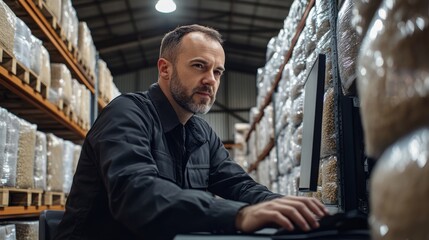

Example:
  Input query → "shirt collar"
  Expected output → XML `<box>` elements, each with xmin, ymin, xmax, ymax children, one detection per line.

<box><xmin>148</xmin><ymin>83</ymin><xmax>182</xmax><ymax>133</ymax></box>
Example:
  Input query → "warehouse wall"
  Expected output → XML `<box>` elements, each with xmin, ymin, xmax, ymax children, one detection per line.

<box><xmin>114</xmin><ymin>67</ymin><xmax>256</xmax><ymax>141</ymax></box>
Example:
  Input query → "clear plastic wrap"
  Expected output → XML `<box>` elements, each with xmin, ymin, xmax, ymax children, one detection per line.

<box><xmin>14</xmin><ymin>18</ymin><xmax>32</xmax><ymax>69</ymax></box>
<box><xmin>39</xmin><ymin>44</ymin><xmax>51</xmax><ymax>90</ymax></box>
<box><xmin>63</xmin><ymin>140</ymin><xmax>74</xmax><ymax>193</ymax></box>
<box><xmin>0</xmin><ymin>224</ymin><xmax>16</xmax><ymax>240</ymax></box>
<box><xmin>97</xmin><ymin>59</ymin><xmax>107</xmax><ymax>98</ymax></box>
<box><xmin>49</xmin><ymin>63</ymin><xmax>72</xmax><ymax>106</ymax></box>
<box><xmin>321</xmin><ymin>182</ymin><xmax>338</xmax><ymax>205</ymax></box>
<box><xmin>72</xmin><ymin>144</ymin><xmax>81</xmax><ymax>174</ymax></box>
<box><xmin>291</xmin><ymin>124</ymin><xmax>303</xmax><ymax>166</ymax></box>
<box><xmin>356</xmin><ymin>0</ymin><xmax>429</xmax><ymax>158</ymax></box>
<box><xmin>46</xmin><ymin>133</ymin><xmax>64</xmax><ymax>192</ymax></box>
<box><xmin>320</xmin><ymin>87</ymin><xmax>336</xmax><ymax>157</ymax></box>
<box><xmin>71</xmin><ymin>79</ymin><xmax>82</xmax><ymax>123</ymax></box>
<box><xmin>337</xmin><ymin>0</ymin><xmax>362</xmax><ymax>96</ymax></box>
<box><xmin>291</xmin><ymin>92</ymin><xmax>304</xmax><ymax>126</ymax></box>
<box><xmin>315</xmin><ymin>0</ymin><xmax>330</xmax><ymax>40</ymax></box>
<box><xmin>16</xmin><ymin>119</ymin><xmax>37</xmax><ymax>189</ymax></box>
<box><xmin>304</xmin><ymin>8</ymin><xmax>317</xmax><ymax>58</ymax></box>
<box><xmin>78</xmin><ymin>22</ymin><xmax>97</xmax><ymax>79</ymax></box>
<box><xmin>6</xmin><ymin>221</ymin><xmax>38</xmax><ymax>240</ymax></box>
<box><xmin>351</xmin><ymin>0</ymin><xmax>383</xmax><ymax>36</ymax></box>
<box><xmin>269</xmin><ymin>147</ymin><xmax>278</xmax><ymax>182</ymax></box>
<box><xmin>34</xmin><ymin>131</ymin><xmax>47</xmax><ymax>190</ymax></box>
<box><xmin>1</xmin><ymin>112</ymin><xmax>20</xmax><ymax>187</ymax></box>
<box><xmin>291</xmin><ymin>32</ymin><xmax>307</xmax><ymax>77</ymax></box>
<box><xmin>30</xmin><ymin>35</ymin><xmax>43</xmax><ymax>76</ymax></box>
<box><xmin>0</xmin><ymin>108</ymin><xmax>7</xmax><ymax>176</ymax></box>
<box><xmin>321</xmin><ymin>155</ymin><xmax>337</xmax><ymax>184</ymax></box>
<box><xmin>369</xmin><ymin>128</ymin><xmax>429</xmax><ymax>240</ymax></box>
<box><xmin>0</xmin><ymin>1</ymin><xmax>16</xmax><ymax>54</ymax></box>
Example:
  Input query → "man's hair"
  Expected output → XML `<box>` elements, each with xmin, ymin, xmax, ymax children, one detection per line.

<box><xmin>159</xmin><ymin>24</ymin><xmax>223</xmax><ymax>63</ymax></box>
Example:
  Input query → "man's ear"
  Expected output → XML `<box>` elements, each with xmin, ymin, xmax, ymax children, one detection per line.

<box><xmin>158</xmin><ymin>58</ymin><xmax>171</xmax><ymax>80</ymax></box>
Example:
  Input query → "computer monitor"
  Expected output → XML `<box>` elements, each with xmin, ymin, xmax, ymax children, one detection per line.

<box><xmin>299</xmin><ymin>54</ymin><xmax>326</xmax><ymax>192</ymax></box>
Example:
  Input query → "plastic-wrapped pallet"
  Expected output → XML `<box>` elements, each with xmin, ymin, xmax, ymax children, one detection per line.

<box><xmin>370</xmin><ymin>128</ymin><xmax>429</xmax><ymax>240</ymax></box>
<box><xmin>0</xmin><ymin>1</ymin><xmax>16</xmax><ymax>54</ymax></box>
<box><xmin>46</xmin><ymin>133</ymin><xmax>64</xmax><ymax>192</ymax></box>
<box><xmin>6</xmin><ymin>221</ymin><xmax>38</xmax><ymax>240</ymax></box>
<box><xmin>97</xmin><ymin>59</ymin><xmax>107</xmax><ymax>98</ymax></box>
<box><xmin>70</xmin><ymin>79</ymin><xmax>81</xmax><ymax>123</ymax></box>
<box><xmin>30</xmin><ymin>36</ymin><xmax>42</xmax><ymax>76</ymax></box>
<box><xmin>337</xmin><ymin>0</ymin><xmax>362</xmax><ymax>96</ymax></box>
<box><xmin>356</xmin><ymin>0</ymin><xmax>429</xmax><ymax>158</ymax></box>
<box><xmin>50</xmin><ymin>63</ymin><xmax>72</xmax><ymax>107</ymax></box>
<box><xmin>39</xmin><ymin>42</ymin><xmax>51</xmax><ymax>95</ymax></box>
<box><xmin>78</xmin><ymin>22</ymin><xmax>96</xmax><ymax>79</ymax></box>
<box><xmin>13</xmin><ymin>18</ymin><xmax>32</xmax><ymax>70</ymax></box>
<box><xmin>45</xmin><ymin>0</ymin><xmax>62</xmax><ymax>23</ymax></box>
<box><xmin>72</xmin><ymin>144</ymin><xmax>81</xmax><ymax>174</ymax></box>
<box><xmin>16</xmin><ymin>119</ymin><xmax>36</xmax><ymax>189</ymax></box>
<box><xmin>0</xmin><ymin>224</ymin><xmax>16</xmax><ymax>240</ymax></box>
<box><xmin>0</xmin><ymin>108</ymin><xmax>7</xmax><ymax>181</ymax></box>
<box><xmin>1</xmin><ymin>111</ymin><xmax>20</xmax><ymax>187</ymax></box>
<box><xmin>33</xmin><ymin>131</ymin><xmax>47</xmax><ymax>190</ymax></box>
<box><xmin>62</xmin><ymin>140</ymin><xmax>74</xmax><ymax>194</ymax></box>
<box><xmin>315</xmin><ymin>0</ymin><xmax>330</xmax><ymax>40</ymax></box>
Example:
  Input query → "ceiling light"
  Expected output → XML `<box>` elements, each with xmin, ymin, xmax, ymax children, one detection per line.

<box><xmin>155</xmin><ymin>0</ymin><xmax>176</xmax><ymax>13</ymax></box>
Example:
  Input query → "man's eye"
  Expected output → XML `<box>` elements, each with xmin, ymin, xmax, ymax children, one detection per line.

<box><xmin>214</xmin><ymin>70</ymin><xmax>223</xmax><ymax>77</ymax></box>
<box><xmin>194</xmin><ymin>64</ymin><xmax>204</xmax><ymax>69</ymax></box>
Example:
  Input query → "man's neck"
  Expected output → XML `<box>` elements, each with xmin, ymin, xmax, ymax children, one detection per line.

<box><xmin>159</xmin><ymin>83</ymin><xmax>193</xmax><ymax>125</ymax></box>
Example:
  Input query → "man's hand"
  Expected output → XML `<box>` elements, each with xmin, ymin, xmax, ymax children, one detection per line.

<box><xmin>235</xmin><ymin>196</ymin><xmax>329</xmax><ymax>233</ymax></box>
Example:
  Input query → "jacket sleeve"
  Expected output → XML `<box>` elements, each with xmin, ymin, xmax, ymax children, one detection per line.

<box><xmin>205</xmin><ymin>124</ymin><xmax>283</xmax><ymax>204</ymax></box>
<box><xmin>89</xmin><ymin>95</ymin><xmax>247</xmax><ymax>239</ymax></box>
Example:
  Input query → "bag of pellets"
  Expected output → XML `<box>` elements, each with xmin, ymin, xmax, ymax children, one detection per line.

<box><xmin>370</xmin><ymin>128</ymin><xmax>429</xmax><ymax>240</ymax></box>
<box><xmin>356</xmin><ymin>0</ymin><xmax>429</xmax><ymax>158</ymax></box>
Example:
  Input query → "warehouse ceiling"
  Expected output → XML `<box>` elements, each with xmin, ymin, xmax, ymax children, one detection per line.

<box><xmin>72</xmin><ymin>0</ymin><xmax>293</xmax><ymax>76</ymax></box>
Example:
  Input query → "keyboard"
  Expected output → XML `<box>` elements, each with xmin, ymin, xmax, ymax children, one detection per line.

<box><xmin>271</xmin><ymin>210</ymin><xmax>370</xmax><ymax>239</ymax></box>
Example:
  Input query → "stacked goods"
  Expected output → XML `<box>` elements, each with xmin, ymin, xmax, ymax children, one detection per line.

<box><xmin>78</xmin><ymin>22</ymin><xmax>97</xmax><ymax>80</ymax></box>
<box><xmin>337</xmin><ymin>0</ymin><xmax>362</xmax><ymax>96</ymax></box>
<box><xmin>33</xmin><ymin>131</ymin><xmax>47</xmax><ymax>190</ymax></box>
<box><xmin>46</xmin><ymin>133</ymin><xmax>64</xmax><ymax>192</ymax></box>
<box><xmin>15</xmin><ymin>119</ymin><xmax>37</xmax><ymax>189</ymax></box>
<box><xmin>62</xmin><ymin>140</ymin><xmax>74</xmax><ymax>193</ymax></box>
<box><xmin>233</xmin><ymin>123</ymin><xmax>250</xmax><ymax>169</ymax></box>
<box><xmin>0</xmin><ymin>1</ymin><xmax>16</xmax><ymax>53</ymax></box>
<box><xmin>70</xmin><ymin>79</ymin><xmax>81</xmax><ymax>123</ymax></box>
<box><xmin>97</xmin><ymin>59</ymin><xmax>115</xmax><ymax>102</ymax></box>
<box><xmin>370</xmin><ymin>128</ymin><xmax>429</xmax><ymax>240</ymax></box>
<box><xmin>49</xmin><ymin>63</ymin><xmax>72</xmax><ymax>108</ymax></box>
<box><xmin>30</xmin><ymin>36</ymin><xmax>51</xmax><ymax>95</ymax></box>
<box><xmin>13</xmin><ymin>18</ymin><xmax>32</xmax><ymax>70</ymax></box>
<box><xmin>80</xmin><ymin>86</ymin><xmax>91</xmax><ymax>130</ymax></box>
<box><xmin>45</xmin><ymin>0</ymin><xmax>62</xmax><ymax>23</ymax></box>
<box><xmin>61</xmin><ymin>0</ymin><xmax>78</xmax><ymax>48</ymax></box>
<box><xmin>315</xmin><ymin>0</ymin><xmax>330</xmax><ymax>41</ymax></box>
<box><xmin>0</xmin><ymin>111</ymin><xmax>20</xmax><ymax>187</ymax></box>
<box><xmin>0</xmin><ymin>224</ymin><xmax>16</xmax><ymax>240</ymax></box>
<box><xmin>356</xmin><ymin>0</ymin><xmax>429</xmax><ymax>158</ymax></box>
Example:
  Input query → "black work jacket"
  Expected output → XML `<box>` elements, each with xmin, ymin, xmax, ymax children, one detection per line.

<box><xmin>54</xmin><ymin>83</ymin><xmax>281</xmax><ymax>240</ymax></box>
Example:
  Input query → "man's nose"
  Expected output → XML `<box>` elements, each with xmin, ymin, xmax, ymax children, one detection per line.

<box><xmin>202</xmin><ymin>71</ymin><xmax>217</xmax><ymax>86</ymax></box>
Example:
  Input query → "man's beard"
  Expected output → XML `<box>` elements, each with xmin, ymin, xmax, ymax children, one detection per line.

<box><xmin>170</xmin><ymin>68</ymin><xmax>215</xmax><ymax>114</ymax></box>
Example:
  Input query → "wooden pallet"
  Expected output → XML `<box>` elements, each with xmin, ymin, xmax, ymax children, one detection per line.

<box><xmin>0</xmin><ymin>188</ymin><xmax>43</xmax><ymax>207</ymax></box>
<box><xmin>0</xmin><ymin>47</ymin><xmax>17</xmax><ymax>74</ymax></box>
<box><xmin>15</xmin><ymin>60</ymin><xmax>38</xmax><ymax>85</ymax></box>
<box><xmin>43</xmin><ymin>191</ymin><xmax>65</xmax><ymax>206</ymax></box>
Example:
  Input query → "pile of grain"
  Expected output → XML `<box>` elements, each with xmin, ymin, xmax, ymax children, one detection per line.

<box><xmin>46</xmin><ymin>133</ymin><xmax>64</xmax><ymax>192</ymax></box>
<box><xmin>33</xmin><ymin>131</ymin><xmax>47</xmax><ymax>190</ymax></box>
<box><xmin>370</xmin><ymin>128</ymin><xmax>429</xmax><ymax>240</ymax></box>
<box><xmin>357</xmin><ymin>0</ymin><xmax>429</xmax><ymax>158</ymax></box>
<box><xmin>16</xmin><ymin>119</ymin><xmax>36</xmax><ymax>189</ymax></box>
<box><xmin>0</xmin><ymin>1</ymin><xmax>16</xmax><ymax>54</ymax></box>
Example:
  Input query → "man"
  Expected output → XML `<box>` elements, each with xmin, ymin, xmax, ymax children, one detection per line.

<box><xmin>54</xmin><ymin>24</ymin><xmax>328</xmax><ymax>240</ymax></box>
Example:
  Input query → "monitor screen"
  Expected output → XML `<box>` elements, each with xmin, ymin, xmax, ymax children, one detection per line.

<box><xmin>299</xmin><ymin>54</ymin><xmax>326</xmax><ymax>192</ymax></box>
